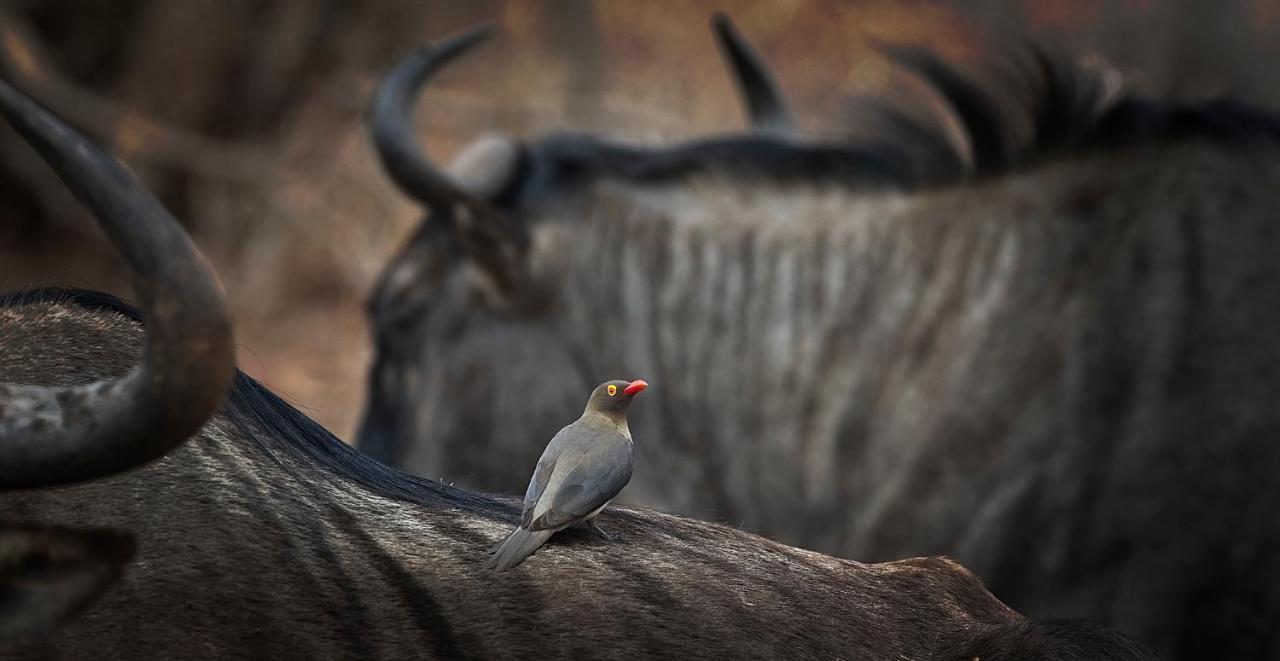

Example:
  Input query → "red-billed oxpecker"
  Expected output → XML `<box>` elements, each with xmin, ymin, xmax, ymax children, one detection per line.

<box><xmin>488</xmin><ymin>379</ymin><xmax>647</xmax><ymax>570</ymax></box>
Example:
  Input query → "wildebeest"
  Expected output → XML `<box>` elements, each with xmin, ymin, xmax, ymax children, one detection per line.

<box><xmin>0</xmin><ymin>65</ymin><xmax>235</xmax><ymax>640</ymax></box>
<box><xmin>357</xmin><ymin>17</ymin><xmax>1280</xmax><ymax>659</ymax></box>
<box><xmin>0</xmin><ymin>60</ymin><xmax>1160</xmax><ymax>659</ymax></box>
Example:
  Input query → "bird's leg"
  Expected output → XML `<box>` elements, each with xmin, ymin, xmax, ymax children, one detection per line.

<box><xmin>585</xmin><ymin>518</ymin><xmax>621</xmax><ymax>542</ymax></box>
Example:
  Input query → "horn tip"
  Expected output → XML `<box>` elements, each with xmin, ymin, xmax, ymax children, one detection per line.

<box><xmin>439</xmin><ymin>22</ymin><xmax>496</xmax><ymax>54</ymax></box>
<box><xmin>710</xmin><ymin>11</ymin><xmax>738</xmax><ymax>43</ymax></box>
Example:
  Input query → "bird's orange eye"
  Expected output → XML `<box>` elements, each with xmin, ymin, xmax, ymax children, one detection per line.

<box><xmin>607</xmin><ymin>384</ymin><xmax>617</xmax><ymax>396</ymax></box>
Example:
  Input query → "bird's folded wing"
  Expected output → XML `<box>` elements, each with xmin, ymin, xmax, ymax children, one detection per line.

<box><xmin>520</xmin><ymin>455</ymin><xmax>557</xmax><ymax>528</ymax></box>
<box><xmin>529</xmin><ymin>449</ymin><xmax>632</xmax><ymax>531</ymax></box>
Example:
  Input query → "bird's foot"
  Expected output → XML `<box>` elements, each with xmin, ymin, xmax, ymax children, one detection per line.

<box><xmin>586</xmin><ymin>519</ymin><xmax>621</xmax><ymax>542</ymax></box>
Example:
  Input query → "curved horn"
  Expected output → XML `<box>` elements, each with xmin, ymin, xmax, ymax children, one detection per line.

<box><xmin>710</xmin><ymin>12</ymin><xmax>794</xmax><ymax>133</ymax></box>
<box><xmin>370</xmin><ymin>24</ymin><xmax>527</xmax><ymax>295</ymax></box>
<box><xmin>0</xmin><ymin>79</ymin><xmax>235</xmax><ymax>489</ymax></box>
<box><xmin>371</xmin><ymin>25</ymin><xmax>493</xmax><ymax>208</ymax></box>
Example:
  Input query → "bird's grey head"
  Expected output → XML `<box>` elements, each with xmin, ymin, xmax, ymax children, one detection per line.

<box><xmin>585</xmin><ymin>379</ymin><xmax>647</xmax><ymax>420</ymax></box>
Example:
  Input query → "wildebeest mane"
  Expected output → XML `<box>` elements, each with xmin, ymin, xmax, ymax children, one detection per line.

<box><xmin>0</xmin><ymin>287</ymin><xmax>516</xmax><ymax>521</ymax></box>
<box><xmin>883</xmin><ymin>42</ymin><xmax>1280</xmax><ymax>173</ymax></box>
<box><xmin>499</xmin><ymin>42</ymin><xmax>1280</xmax><ymax>213</ymax></box>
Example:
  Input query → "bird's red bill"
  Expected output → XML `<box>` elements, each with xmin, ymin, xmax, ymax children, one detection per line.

<box><xmin>623</xmin><ymin>379</ymin><xmax>648</xmax><ymax>396</ymax></box>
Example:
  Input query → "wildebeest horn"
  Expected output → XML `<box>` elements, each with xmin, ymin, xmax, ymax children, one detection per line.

<box><xmin>370</xmin><ymin>25</ymin><xmax>527</xmax><ymax>295</ymax></box>
<box><xmin>710</xmin><ymin>12</ymin><xmax>794</xmax><ymax>133</ymax></box>
<box><xmin>0</xmin><ymin>79</ymin><xmax>235</xmax><ymax>489</ymax></box>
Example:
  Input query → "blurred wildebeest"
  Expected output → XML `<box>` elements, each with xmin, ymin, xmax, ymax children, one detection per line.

<box><xmin>0</xmin><ymin>68</ymin><xmax>1158</xmax><ymax>660</ymax></box>
<box><xmin>357</xmin><ymin>16</ymin><xmax>1280</xmax><ymax>659</ymax></box>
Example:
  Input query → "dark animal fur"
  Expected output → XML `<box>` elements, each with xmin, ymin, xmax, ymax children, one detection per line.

<box><xmin>0</xmin><ymin>288</ymin><xmax>1157</xmax><ymax>659</ymax></box>
<box><xmin>362</xmin><ymin>28</ymin><xmax>1280</xmax><ymax>660</ymax></box>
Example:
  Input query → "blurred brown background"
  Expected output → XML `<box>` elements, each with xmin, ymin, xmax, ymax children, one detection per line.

<box><xmin>2</xmin><ymin>0</ymin><xmax>1278</xmax><ymax>439</ymax></box>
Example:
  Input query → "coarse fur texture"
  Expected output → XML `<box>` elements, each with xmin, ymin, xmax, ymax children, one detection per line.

<box><xmin>0</xmin><ymin>61</ymin><xmax>1158</xmax><ymax>658</ymax></box>
<box><xmin>0</xmin><ymin>288</ymin><xmax>1158</xmax><ymax>659</ymax></box>
<box><xmin>361</xmin><ymin>21</ymin><xmax>1280</xmax><ymax>659</ymax></box>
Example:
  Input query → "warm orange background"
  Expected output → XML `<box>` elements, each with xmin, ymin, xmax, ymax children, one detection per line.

<box><xmin>2</xmin><ymin>0</ymin><xmax>1277</xmax><ymax>438</ymax></box>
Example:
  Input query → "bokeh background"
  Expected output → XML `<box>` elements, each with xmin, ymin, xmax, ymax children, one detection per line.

<box><xmin>2</xmin><ymin>0</ymin><xmax>1278</xmax><ymax>439</ymax></box>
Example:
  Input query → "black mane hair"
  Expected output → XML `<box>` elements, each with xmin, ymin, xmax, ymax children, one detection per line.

<box><xmin>497</xmin><ymin>43</ymin><xmax>1280</xmax><ymax>212</ymax></box>
<box><xmin>0</xmin><ymin>287</ymin><xmax>517</xmax><ymax>522</ymax></box>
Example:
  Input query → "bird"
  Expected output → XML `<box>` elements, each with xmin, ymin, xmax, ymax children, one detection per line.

<box><xmin>487</xmin><ymin>378</ymin><xmax>647</xmax><ymax>570</ymax></box>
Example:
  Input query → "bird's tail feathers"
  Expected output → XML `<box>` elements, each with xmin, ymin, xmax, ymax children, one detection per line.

<box><xmin>486</xmin><ymin>527</ymin><xmax>554</xmax><ymax>570</ymax></box>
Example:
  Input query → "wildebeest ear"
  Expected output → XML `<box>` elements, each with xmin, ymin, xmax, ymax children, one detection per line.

<box><xmin>0</xmin><ymin>527</ymin><xmax>136</xmax><ymax>641</ymax></box>
<box><xmin>370</xmin><ymin>26</ymin><xmax>529</xmax><ymax>301</ymax></box>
